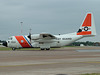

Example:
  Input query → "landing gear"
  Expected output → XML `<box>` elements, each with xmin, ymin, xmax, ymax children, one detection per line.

<box><xmin>40</xmin><ymin>48</ymin><xmax>50</xmax><ymax>50</ymax></box>
<box><xmin>12</xmin><ymin>48</ymin><xmax>16</xmax><ymax>51</ymax></box>
<box><xmin>46</xmin><ymin>48</ymin><xmax>50</xmax><ymax>50</ymax></box>
<box><xmin>41</xmin><ymin>48</ymin><xmax>45</xmax><ymax>50</ymax></box>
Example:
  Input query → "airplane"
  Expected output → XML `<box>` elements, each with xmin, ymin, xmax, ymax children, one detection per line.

<box><xmin>2</xmin><ymin>13</ymin><xmax>96</xmax><ymax>50</ymax></box>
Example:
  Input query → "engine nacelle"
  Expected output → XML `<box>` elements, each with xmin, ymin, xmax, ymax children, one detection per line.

<box><xmin>31</xmin><ymin>34</ymin><xmax>40</xmax><ymax>40</ymax></box>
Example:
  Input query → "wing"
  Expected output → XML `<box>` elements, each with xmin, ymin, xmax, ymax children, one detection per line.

<box><xmin>31</xmin><ymin>33</ymin><xmax>57</xmax><ymax>43</ymax></box>
<box><xmin>40</xmin><ymin>33</ymin><xmax>56</xmax><ymax>39</ymax></box>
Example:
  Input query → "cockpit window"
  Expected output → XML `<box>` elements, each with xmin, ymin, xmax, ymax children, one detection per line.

<box><xmin>8</xmin><ymin>37</ymin><xmax>13</xmax><ymax>40</ymax></box>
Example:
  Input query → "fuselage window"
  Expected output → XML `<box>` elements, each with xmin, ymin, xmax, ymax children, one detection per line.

<box><xmin>8</xmin><ymin>37</ymin><xmax>13</xmax><ymax>40</ymax></box>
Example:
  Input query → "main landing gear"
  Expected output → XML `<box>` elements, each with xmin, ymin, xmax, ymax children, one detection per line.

<box><xmin>41</xmin><ymin>48</ymin><xmax>50</xmax><ymax>50</ymax></box>
<box><xmin>12</xmin><ymin>48</ymin><xmax>16</xmax><ymax>51</ymax></box>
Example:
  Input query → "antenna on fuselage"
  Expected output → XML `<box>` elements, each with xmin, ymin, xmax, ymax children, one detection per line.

<box><xmin>20</xmin><ymin>22</ymin><xmax>23</xmax><ymax>34</ymax></box>
<box><xmin>29</xmin><ymin>28</ymin><xmax>32</xmax><ymax>35</ymax></box>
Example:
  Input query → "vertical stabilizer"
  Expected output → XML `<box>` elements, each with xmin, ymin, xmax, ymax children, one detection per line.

<box><xmin>77</xmin><ymin>13</ymin><xmax>96</xmax><ymax>36</ymax></box>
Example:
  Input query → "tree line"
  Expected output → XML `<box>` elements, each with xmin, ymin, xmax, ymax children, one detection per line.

<box><xmin>70</xmin><ymin>41</ymin><xmax>98</xmax><ymax>46</ymax></box>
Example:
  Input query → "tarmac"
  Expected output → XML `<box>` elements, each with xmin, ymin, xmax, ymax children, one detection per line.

<box><xmin>0</xmin><ymin>46</ymin><xmax>100</xmax><ymax>75</ymax></box>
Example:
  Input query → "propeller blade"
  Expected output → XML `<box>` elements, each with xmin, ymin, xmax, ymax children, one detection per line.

<box><xmin>27</xmin><ymin>32</ymin><xmax>31</xmax><ymax>44</ymax></box>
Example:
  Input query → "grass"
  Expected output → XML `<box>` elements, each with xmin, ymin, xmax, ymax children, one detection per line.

<box><xmin>81</xmin><ymin>73</ymin><xmax>100</xmax><ymax>75</ymax></box>
<box><xmin>0</xmin><ymin>47</ymin><xmax>12</xmax><ymax>50</ymax></box>
<box><xmin>64</xmin><ymin>45</ymin><xmax>76</xmax><ymax>47</ymax></box>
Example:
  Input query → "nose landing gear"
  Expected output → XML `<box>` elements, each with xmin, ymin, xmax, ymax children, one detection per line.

<box><xmin>12</xmin><ymin>48</ymin><xmax>16</xmax><ymax>51</ymax></box>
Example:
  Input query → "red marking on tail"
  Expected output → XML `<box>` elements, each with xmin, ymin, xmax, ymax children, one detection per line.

<box><xmin>82</xmin><ymin>13</ymin><xmax>91</xmax><ymax>27</ymax></box>
<box><xmin>15</xmin><ymin>36</ymin><xmax>31</xmax><ymax>48</ymax></box>
<box><xmin>77</xmin><ymin>31</ymin><xmax>91</xmax><ymax>35</ymax></box>
<box><xmin>77</xmin><ymin>13</ymin><xmax>92</xmax><ymax>35</ymax></box>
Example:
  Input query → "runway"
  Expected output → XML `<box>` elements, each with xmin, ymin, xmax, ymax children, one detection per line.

<box><xmin>0</xmin><ymin>46</ymin><xmax>100</xmax><ymax>75</ymax></box>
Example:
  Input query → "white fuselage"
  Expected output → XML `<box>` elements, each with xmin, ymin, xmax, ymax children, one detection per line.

<box><xmin>7</xmin><ymin>33</ymin><xmax>83</xmax><ymax>49</ymax></box>
<box><xmin>2</xmin><ymin>13</ymin><xmax>96</xmax><ymax>50</ymax></box>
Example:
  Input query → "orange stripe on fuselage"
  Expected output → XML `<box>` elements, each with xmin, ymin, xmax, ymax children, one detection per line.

<box><xmin>82</xmin><ymin>13</ymin><xmax>91</xmax><ymax>27</ymax></box>
<box><xmin>15</xmin><ymin>36</ymin><xmax>31</xmax><ymax>48</ymax></box>
<box><xmin>77</xmin><ymin>31</ymin><xmax>91</xmax><ymax>35</ymax></box>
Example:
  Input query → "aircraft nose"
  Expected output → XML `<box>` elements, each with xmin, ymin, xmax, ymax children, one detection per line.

<box><xmin>3</xmin><ymin>41</ymin><xmax>7</xmax><ymax>47</ymax></box>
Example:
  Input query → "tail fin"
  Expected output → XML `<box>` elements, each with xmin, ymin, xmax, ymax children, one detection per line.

<box><xmin>77</xmin><ymin>13</ymin><xmax>96</xmax><ymax>36</ymax></box>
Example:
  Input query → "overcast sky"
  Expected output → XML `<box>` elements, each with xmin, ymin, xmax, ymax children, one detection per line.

<box><xmin>0</xmin><ymin>0</ymin><xmax>100</xmax><ymax>42</ymax></box>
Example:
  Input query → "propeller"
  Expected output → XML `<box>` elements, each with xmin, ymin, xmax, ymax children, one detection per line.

<box><xmin>27</xmin><ymin>28</ymin><xmax>32</xmax><ymax>44</ymax></box>
<box><xmin>28</xmin><ymin>32</ymin><xmax>31</xmax><ymax>40</ymax></box>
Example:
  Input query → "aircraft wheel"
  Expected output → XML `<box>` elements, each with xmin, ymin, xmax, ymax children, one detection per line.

<box><xmin>12</xmin><ymin>48</ymin><xmax>16</xmax><ymax>51</ymax></box>
<box><xmin>41</xmin><ymin>48</ymin><xmax>45</xmax><ymax>50</ymax></box>
<box><xmin>46</xmin><ymin>48</ymin><xmax>50</xmax><ymax>50</ymax></box>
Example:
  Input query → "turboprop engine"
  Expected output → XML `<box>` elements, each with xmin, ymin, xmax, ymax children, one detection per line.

<box><xmin>31</xmin><ymin>34</ymin><xmax>40</xmax><ymax>40</ymax></box>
